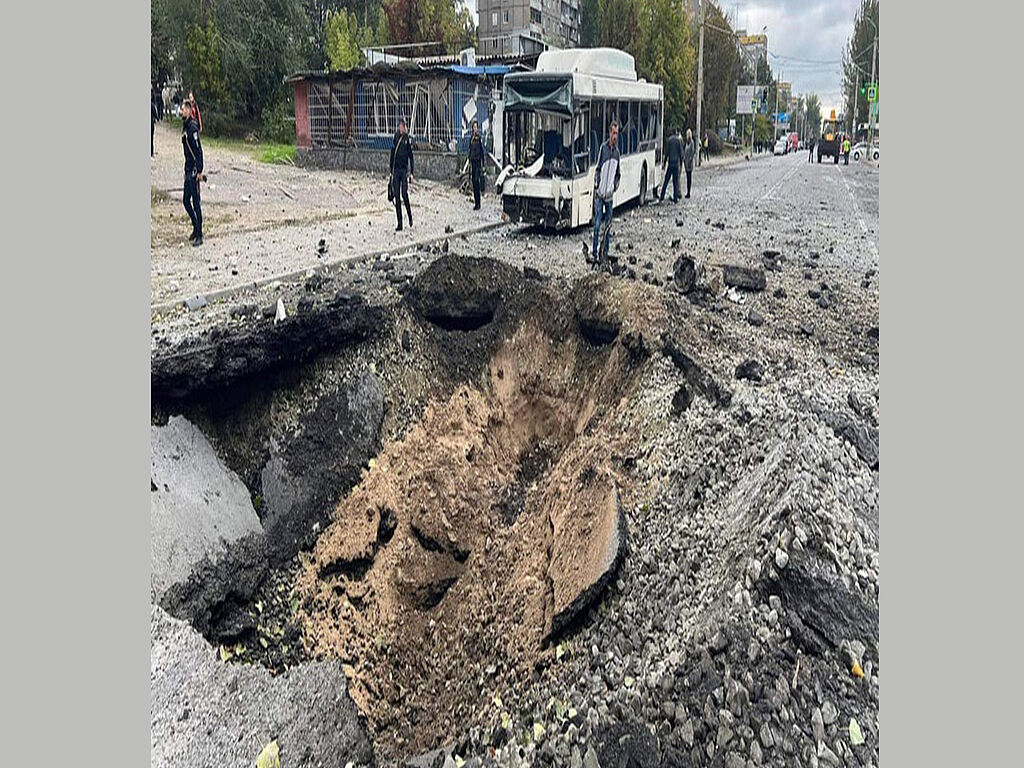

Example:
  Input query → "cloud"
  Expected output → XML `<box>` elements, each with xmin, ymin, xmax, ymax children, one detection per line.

<box><xmin>731</xmin><ymin>0</ymin><xmax>863</xmax><ymax>112</ymax></box>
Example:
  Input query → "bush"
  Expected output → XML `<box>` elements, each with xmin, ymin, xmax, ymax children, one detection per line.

<box><xmin>260</xmin><ymin>99</ymin><xmax>295</xmax><ymax>144</ymax></box>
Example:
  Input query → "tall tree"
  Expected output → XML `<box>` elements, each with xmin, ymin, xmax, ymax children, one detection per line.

<box><xmin>580</xmin><ymin>0</ymin><xmax>600</xmax><ymax>47</ymax></box>
<box><xmin>382</xmin><ymin>0</ymin><xmax>473</xmax><ymax>54</ymax></box>
<box><xmin>842</xmin><ymin>0</ymin><xmax>878</xmax><ymax>135</ymax></box>
<box><xmin>634</xmin><ymin>0</ymin><xmax>694</xmax><ymax>131</ymax></box>
<box><xmin>692</xmin><ymin>1</ymin><xmax>740</xmax><ymax>136</ymax></box>
<box><xmin>598</xmin><ymin>0</ymin><xmax>639</xmax><ymax>52</ymax></box>
<box><xmin>804</xmin><ymin>93</ymin><xmax>822</xmax><ymax>138</ymax></box>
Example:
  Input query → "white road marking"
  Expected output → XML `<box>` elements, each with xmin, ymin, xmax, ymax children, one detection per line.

<box><xmin>759</xmin><ymin>156</ymin><xmax>802</xmax><ymax>202</ymax></box>
<box><xmin>841</xmin><ymin>171</ymin><xmax>879</xmax><ymax>261</ymax></box>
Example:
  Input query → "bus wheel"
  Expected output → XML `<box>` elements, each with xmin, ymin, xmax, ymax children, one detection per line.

<box><xmin>639</xmin><ymin>165</ymin><xmax>648</xmax><ymax>206</ymax></box>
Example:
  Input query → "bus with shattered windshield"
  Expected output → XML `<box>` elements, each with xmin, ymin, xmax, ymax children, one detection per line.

<box><xmin>496</xmin><ymin>48</ymin><xmax>663</xmax><ymax>230</ymax></box>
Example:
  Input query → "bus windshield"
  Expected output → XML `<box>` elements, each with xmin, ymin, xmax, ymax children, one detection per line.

<box><xmin>503</xmin><ymin>108</ymin><xmax>589</xmax><ymax>179</ymax></box>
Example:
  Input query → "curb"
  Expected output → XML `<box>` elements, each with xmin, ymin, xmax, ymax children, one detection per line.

<box><xmin>151</xmin><ymin>218</ymin><xmax>508</xmax><ymax>318</ymax></box>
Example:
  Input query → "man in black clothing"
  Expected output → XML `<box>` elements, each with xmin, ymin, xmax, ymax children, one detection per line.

<box><xmin>468</xmin><ymin>120</ymin><xmax>484</xmax><ymax>210</ymax></box>
<box><xmin>389</xmin><ymin>119</ymin><xmax>414</xmax><ymax>230</ymax></box>
<box><xmin>808</xmin><ymin>137</ymin><xmax>815</xmax><ymax>162</ymax></box>
<box><xmin>659</xmin><ymin>127</ymin><xmax>682</xmax><ymax>203</ymax></box>
<box><xmin>181</xmin><ymin>100</ymin><xmax>204</xmax><ymax>246</ymax></box>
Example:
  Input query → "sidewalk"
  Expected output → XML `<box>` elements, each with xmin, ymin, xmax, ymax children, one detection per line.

<box><xmin>151</xmin><ymin>122</ymin><xmax>502</xmax><ymax>308</ymax></box>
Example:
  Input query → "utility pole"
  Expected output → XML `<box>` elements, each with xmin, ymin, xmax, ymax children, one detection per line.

<box><xmin>867</xmin><ymin>30</ymin><xmax>877</xmax><ymax>153</ymax></box>
<box><xmin>853</xmin><ymin>65</ymin><xmax>859</xmax><ymax>143</ymax></box>
<box><xmin>696</xmin><ymin>0</ymin><xmax>705</xmax><ymax>166</ymax></box>
<box><xmin>774</xmin><ymin>71</ymin><xmax>779</xmax><ymax>143</ymax></box>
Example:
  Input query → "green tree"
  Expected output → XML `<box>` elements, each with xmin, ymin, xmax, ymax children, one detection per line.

<box><xmin>634</xmin><ymin>0</ymin><xmax>694</xmax><ymax>132</ymax></box>
<box><xmin>382</xmin><ymin>0</ymin><xmax>473</xmax><ymax>54</ymax></box>
<box><xmin>804</xmin><ymin>93</ymin><xmax>822</xmax><ymax>139</ymax></box>
<box><xmin>325</xmin><ymin>7</ymin><xmax>363</xmax><ymax>69</ymax></box>
<box><xmin>753</xmin><ymin>113</ymin><xmax>771</xmax><ymax>145</ymax></box>
<box><xmin>185</xmin><ymin>17</ymin><xmax>228</xmax><ymax>104</ymax></box>
<box><xmin>580</xmin><ymin>0</ymin><xmax>601</xmax><ymax>46</ymax></box>
<box><xmin>694</xmin><ymin>1</ymin><xmax>740</xmax><ymax>138</ymax></box>
<box><xmin>842</xmin><ymin>0</ymin><xmax>878</xmax><ymax>135</ymax></box>
<box><xmin>599</xmin><ymin>0</ymin><xmax>639</xmax><ymax>52</ymax></box>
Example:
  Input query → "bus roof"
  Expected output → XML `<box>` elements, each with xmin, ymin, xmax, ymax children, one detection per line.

<box><xmin>504</xmin><ymin>48</ymin><xmax>662</xmax><ymax>111</ymax></box>
<box><xmin>536</xmin><ymin>48</ymin><xmax>638</xmax><ymax>81</ymax></box>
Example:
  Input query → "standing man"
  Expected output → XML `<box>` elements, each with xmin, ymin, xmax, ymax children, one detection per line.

<box><xmin>843</xmin><ymin>135</ymin><xmax>851</xmax><ymax>165</ymax></box>
<box><xmin>468</xmin><ymin>119</ymin><xmax>484</xmax><ymax>210</ymax></box>
<box><xmin>702</xmin><ymin>131</ymin><xmax>710</xmax><ymax>162</ymax></box>
<box><xmin>151</xmin><ymin>90</ymin><xmax>158</xmax><ymax>157</ymax></box>
<box><xmin>181</xmin><ymin>99</ymin><xmax>204</xmax><ymax>246</ymax></box>
<box><xmin>808</xmin><ymin>136</ymin><xmax>815</xmax><ymax>162</ymax></box>
<box><xmin>683</xmin><ymin>128</ymin><xmax>696</xmax><ymax>199</ymax></box>
<box><xmin>390</xmin><ymin>118</ymin><xmax>414</xmax><ymax>231</ymax></box>
<box><xmin>660</xmin><ymin>127</ymin><xmax>682</xmax><ymax>203</ymax></box>
<box><xmin>590</xmin><ymin>119</ymin><xmax>621</xmax><ymax>266</ymax></box>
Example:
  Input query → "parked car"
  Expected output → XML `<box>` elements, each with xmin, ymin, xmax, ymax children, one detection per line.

<box><xmin>773</xmin><ymin>137</ymin><xmax>788</xmax><ymax>155</ymax></box>
<box><xmin>851</xmin><ymin>142</ymin><xmax>879</xmax><ymax>161</ymax></box>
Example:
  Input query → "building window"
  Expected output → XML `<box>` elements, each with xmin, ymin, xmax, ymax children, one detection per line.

<box><xmin>492</xmin><ymin>12</ymin><xmax>497</xmax><ymax>27</ymax></box>
<box><xmin>531</xmin><ymin>8</ymin><xmax>541</xmax><ymax>24</ymax></box>
<box><xmin>503</xmin><ymin>10</ymin><xmax>509</xmax><ymax>24</ymax></box>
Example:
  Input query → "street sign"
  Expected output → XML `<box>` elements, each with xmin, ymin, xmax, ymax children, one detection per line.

<box><xmin>736</xmin><ymin>85</ymin><xmax>756</xmax><ymax>114</ymax></box>
<box><xmin>867</xmin><ymin>85</ymin><xmax>877</xmax><ymax>102</ymax></box>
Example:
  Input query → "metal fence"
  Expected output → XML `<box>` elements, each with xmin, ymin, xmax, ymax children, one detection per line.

<box><xmin>307</xmin><ymin>74</ymin><xmax>496</xmax><ymax>154</ymax></box>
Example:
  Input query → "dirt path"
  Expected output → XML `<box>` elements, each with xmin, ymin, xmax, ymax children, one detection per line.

<box><xmin>151</xmin><ymin>121</ymin><xmax>500</xmax><ymax>306</ymax></box>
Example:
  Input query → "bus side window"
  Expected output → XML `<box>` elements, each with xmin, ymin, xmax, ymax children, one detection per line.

<box><xmin>590</xmin><ymin>100</ymin><xmax>603</xmax><ymax>164</ymax></box>
<box><xmin>618</xmin><ymin>101</ymin><xmax>630</xmax><ymax>154</ymax></box>
<box><xmin>629</xmin><ymin>101</ymin><xmax>638</xmax><ymax>154</ymax></box>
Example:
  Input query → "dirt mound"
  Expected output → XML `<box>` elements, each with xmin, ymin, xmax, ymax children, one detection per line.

<box><xmin>297</xmin><ymin>278</ymin><xmax>662</xmax><ymax>756</ymax></box>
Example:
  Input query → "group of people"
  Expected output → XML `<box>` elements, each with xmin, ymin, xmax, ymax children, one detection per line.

<box><xmin>386</xmin><ymin>118</ymin><xmax>488</xmax><ymax>231</ymax></box>
<box><xmin>658</xmin><ymin>127</ymin><xmax>697</xmax><ymax>204</ymax></box>
<box><xmin>164</xmin><ymin>93</ymin><xmax>708</xmax><ymax>263</ymax></box>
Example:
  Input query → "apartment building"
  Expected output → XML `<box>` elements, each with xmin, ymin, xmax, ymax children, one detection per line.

<box><xmin>477</xmin><ymin>0</ymin><xmax>580</xmax><ymax>57</ymax></box>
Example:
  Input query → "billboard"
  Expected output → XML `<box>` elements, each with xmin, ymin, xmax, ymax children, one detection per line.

<box><xmin>737</xmin><ymin>85</ymin><xmax>769</xmax><ymax>115</ymax></box>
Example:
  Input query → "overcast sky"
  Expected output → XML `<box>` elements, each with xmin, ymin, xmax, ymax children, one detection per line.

<box><xmin>462</xmin><ymin>0</ymin><xmax>863</xmax><ymax>115</ymax></box>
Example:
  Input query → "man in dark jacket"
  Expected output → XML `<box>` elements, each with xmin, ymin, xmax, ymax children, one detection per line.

<box><xmin>468</xmin><ymin>119</ymin><xmax>484</xmax><ymax>210</ymax></box>
<box><xmin>683</xmin><ymin>128</ymin><xmax>696</xmax><ymax>199</ymax></box>
<box><xmin>808</xmin><ymin>136</ymin><xmax>815</xmax><ymax>162</ymax></box>
<box><xmin>590</xmin><ymin>120</ymin><xmax>621</xmax><ymax>266</ymax></box>
<box><xmin>181</xmin><ymin>100</ymin><xmax>204</xmax><ymax>245</ymax></box>
<box><xmin>660</xmin><ymin>127</ymin><xmax>682</xmax><ymax>203</ymax></box>
<box><xmin>390</xmin><ymin>119</ymin><xmax>414</xmax><ymax>230</ymax></box>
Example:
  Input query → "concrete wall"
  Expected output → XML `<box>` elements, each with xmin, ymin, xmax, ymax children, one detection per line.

<box><xmin>296</xmin><ymin>147</ymin><xmax>463</xmax><ymax>183</ymax></box>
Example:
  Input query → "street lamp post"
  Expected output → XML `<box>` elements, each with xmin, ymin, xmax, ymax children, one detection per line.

<box><xmin>864</xmin><ymin>14</ymin><xmax>878</xmax><ymax>159</ymax></box>
<box><xmin>696</xmin><ymin>0</ymin><xmax>705</xmax><ymax>166</ymax></box>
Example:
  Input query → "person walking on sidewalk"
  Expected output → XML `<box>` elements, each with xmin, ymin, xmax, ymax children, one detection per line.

<box><xmin>660</xmin><ymin>127</ymin><xmax>682</xmax><ymax>203</ymax></box>
<box><xmin>702</xmin><ymin>131</ymin><xmax>710</xmax><ymax>163</ymax></box>
<box><xmin>590</xmin><ymin>120</ymin><xmax>621</xmax><ymax>266</ymax></box>
<box><xmin>390</xmin><ymin>119</ymin><xmax>414</xmax><ymax>231</ymax></box>
<box><xmin>180</xmin><ymin>100</ymin><xmax>204</xmax><ymax>246</ymax></box>
<box><xmin>843</xmin><ymin>136</ymin><xmax>851</xmax><ymax>165</ymax></box>
<box><xmin>808</xmin><ymin>136</ymin><xmax>816</xmax><ymax>162</ymax></box>
<box><xmin>468</xmin><ymin>119</ymin><xmax>484</xmax><ymax>210</ymax></box>
<box><xmin>683</xmin><ymin>128</ymin><xmax>696</xmax><ymax>199</ymax></box>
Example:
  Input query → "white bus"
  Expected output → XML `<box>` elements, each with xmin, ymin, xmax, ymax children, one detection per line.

<box><xmin>497</xmin><ymin>48</ymin><xmax>664</xmax><ymax>230</ymax></box>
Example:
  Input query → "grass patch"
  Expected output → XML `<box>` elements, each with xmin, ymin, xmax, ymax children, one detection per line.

<box><xmin>151</xmin><ymin>187</ymin><xmax>171</xmax><ymax>206</ymax></box>
<box><xmin>201</xmin><ymin>135</ymin><xmax>296</xmax><ymax>165</ymax></box>
<box><xmin>258</xmin><ymin>143</ymin><xmax>297</xmax><ymax>165</ymax></box>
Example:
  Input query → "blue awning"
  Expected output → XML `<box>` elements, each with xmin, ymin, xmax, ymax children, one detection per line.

<box><xmin>449</xmin><ymin>65</ymin><xmax>511</xmax><ymax>76</ymax></box>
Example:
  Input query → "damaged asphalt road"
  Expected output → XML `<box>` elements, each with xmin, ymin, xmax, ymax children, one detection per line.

<box><xmin>150</xmin><ymin>152</ymin><xmax>880</xmax><ymax>768</ymax></box>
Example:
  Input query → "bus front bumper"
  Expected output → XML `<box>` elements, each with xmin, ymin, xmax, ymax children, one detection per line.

<box><xmin>502</xmin><ymin>194</ymin><xmax>572</xmax><ymax>230</ymax></box>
